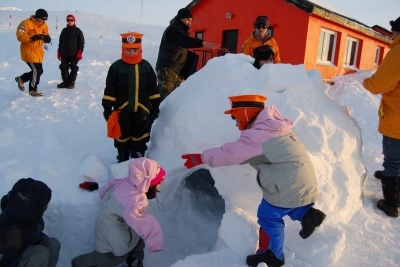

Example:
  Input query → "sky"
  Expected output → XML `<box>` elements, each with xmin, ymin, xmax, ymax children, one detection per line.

<box><xmin>0</xmin><ymin>0</ymin><xmax>399</xmax><ymax>28</ymax></box>
<box><xmin>1</xmin><ymin>8</ymin><xmax>400</xmax><ymax>267</ymax></box>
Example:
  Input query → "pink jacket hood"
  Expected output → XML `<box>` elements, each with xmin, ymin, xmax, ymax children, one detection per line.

<box><xmin>251</xmin><ymin>105</ymin><xmax>293</xmax><ymax>132</ymax></box>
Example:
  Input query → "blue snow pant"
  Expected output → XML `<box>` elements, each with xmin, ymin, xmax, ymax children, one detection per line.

<box><xmin>382</xmin><ymin>135</ymin><xmax>400</xmax><ymax>177</ymax></box>
<box><xmin>257</xmin><ymin>198</ymin><xmax>313</xmax><ymax>260</ymax></box>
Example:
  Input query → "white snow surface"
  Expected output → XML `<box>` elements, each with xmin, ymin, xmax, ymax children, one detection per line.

<box><xmin>0</xmin><ymin>10</ymin><xmax>399</xmax><ymax>267</ymax></box>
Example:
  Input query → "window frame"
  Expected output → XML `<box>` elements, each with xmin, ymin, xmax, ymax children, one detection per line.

<box><xmin>374</xmin><ymin>46</ymin><xmax>382</xmax><ymax>66</ymax></box>
<box><xmin>317</xmin><ymin>28</ymin><xmax>338</xmax><ymax>66</ymax></box>
<box><xmin>195</xmin><ymin>31</ymin><xmax>204</xmax><ymax>40</ymax></box>
<box><xmin>343</xmin><ymin>36</ymin><xmax>360</xmax><ymax>69</ymax></box>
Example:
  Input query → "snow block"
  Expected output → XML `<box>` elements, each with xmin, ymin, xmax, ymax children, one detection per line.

<box><xmin>77</xmin><ymin>155</ymin><xmax>109</xmax><ymax>183</ymax></box>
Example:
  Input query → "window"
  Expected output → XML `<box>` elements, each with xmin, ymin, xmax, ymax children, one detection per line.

<box><xmin>267</xmin><ymin>27</ymin><xmax>274</xmax><ymax>37</ymax></box>
<box><xmin>317</xmin><ymin>28</ymin><xmax>337</xmax><ymax>64</ymax></box>
<box><xmin>343</xmin><ymin>37</ymin><xmax>359</xmax><ymax>68</ymax></box>
<box><xmin>375</xmin><ymin>46</ymin><xmax>382</xmax><ymax>66</ymax></box>
<box><xmin>195</xmin><ymin>31</ymin><xmax>203</xmax><ymax>40</ymax></box>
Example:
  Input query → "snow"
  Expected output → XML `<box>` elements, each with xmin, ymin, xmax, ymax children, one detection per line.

<box><xmin>1</xmin><ymin>9</ymin><xmax>399</xmax><ymax>267</ymax></box>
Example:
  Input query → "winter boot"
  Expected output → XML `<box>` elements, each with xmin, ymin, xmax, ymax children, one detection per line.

<box><xmin>374</xmin><ymin>170</ymin><xmax>383</xmax><ymax>180</ymax></box>
<box><xmin>299</xmin><ymin>207</ymin><xmax>326</xmax><ymax>239</ymax></box>
<box><xmin>29</xmin><ymin>90</ymin><xmax>43</xmax><ymax>97</ymax></box>
<box><xmin>67</xmin><ymin>71</ymin><xmax>77</xmax><ymax>89</ymax></box>
<box><xmin>117</xmin><ymin>149</ymin><xmax>130</xmax><ymax>163</ymax></box>
<box><xmin>126</xmin><ymin>257</ymin><xmax>143</xmax><ymax>267</ymax></box>
<box><xmin>57</xmin><ymin>71</ymin><xmax>69</xmax><ymax>88</ymax></box>
<box><xmin>246</xmin><ymin>249</ymin><xmax>285</xmax><ymax>267</ymax></box>
<box><xmin>15</xmin><ymin>76</ymin><xmax>25</xmax><ymax>91</ymax></box>
<box><xmin>377</xmin><ymin>175</ymin><xmax>400</xmax><ymax>217</ymax></box>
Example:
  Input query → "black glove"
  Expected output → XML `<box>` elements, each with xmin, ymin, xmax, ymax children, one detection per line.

<box><xmin>31</xmin><ymin>34</ymin><xmax>43</xmax><ymax>41</ymax></box>
<box><xmin>103</xmin><ymin>109</ymin><xmax>112</xmax><ymax>121</ymax></box>
<box><xmin>43</xmin><ymin>35</ymin><xmax>51</xmax><ymax>43</ymax></box>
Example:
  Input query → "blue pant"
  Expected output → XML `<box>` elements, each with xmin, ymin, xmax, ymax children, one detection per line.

<box><xmin>257</xmin><ymin>199</ymin><xmax>313</xmax><ymax>260</ymax></box>
<box><xmin>382</xmin><ymin>135</ymin><xmax>400</xmax><ymax>177</ymax></box>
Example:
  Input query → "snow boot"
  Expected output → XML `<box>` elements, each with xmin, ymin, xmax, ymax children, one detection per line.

<box><xmin>15</xmin><ymin>76</ymin><xmax>25</xmax><ymax>91</ymax></box>
<box><xmin>117</xmin><ymin>149</ymin><xmax>130</xmax><ymax>163</ymax></box>
<box><xmin>57</xmin><ymin>71</ymin><xmax>69</xmax><ymax>88</ymax></box>
<box><xmin>246</xmin><ymin>249</ymin><xmax>284</xmax><ymax>267</ymax></box>
<box><xmin>29</xmin><ymin>90</ymin><xmax>43</xmax><ymax>97</ymax></box>
<box><xmin>67</xmin><ymin>71</ymin><xmax>77</xmax><ymax>89</ymax></box>
<box><xmin>67</xmin><ymin>82</ymin><xmax>75</xmax><ymax>89</ymax></box>
<box><xmin>377</xmin><ymin>175</ymin><xmax>400</xmax><ymax>217</ymax></box>
<box><xmin>374</xmin><ymin>170</ymin><xmax>383</xmax><ymax>180</ymax></box>
<box><xmin>126</xmin><ymin>257</ymin><xmax>143</xmax><ymax>267</ymax></box>
<box><xmin>299</xmin><ymin>207</ymin><xmax>326</xmax><ymax>239</ymax></box>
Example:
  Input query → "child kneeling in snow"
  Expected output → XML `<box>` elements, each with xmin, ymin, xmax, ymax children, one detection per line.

<box><xmin>72</xmin><ymin>157</ymin><xmax>165</xmax><ymax>267</ymax></box>
<box><xmin>182</xmin><ymin>95</ymin><xmax>326</xmax><ymax>267</ymax></box>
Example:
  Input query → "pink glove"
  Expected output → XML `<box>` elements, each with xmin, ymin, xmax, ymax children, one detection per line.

<box><xmin>182</xmin><ymin>154</ymin><xmax>203</xmax><ymax>169</ymax></box>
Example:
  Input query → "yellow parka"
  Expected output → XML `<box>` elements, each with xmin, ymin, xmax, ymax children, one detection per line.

<box><xmin>241</xmin><ymin>32</ymin><xmax>281</xmax><ymax>63</ymax></box>
<box><xmin>363</xmin><ymin>35</ymin><xmax>400</xmax><ymax>139</ymax></box>
<box><xmin>16</xmin><ymin>16</ymin><xmax>50</xmax><ymax>63</ymax></box>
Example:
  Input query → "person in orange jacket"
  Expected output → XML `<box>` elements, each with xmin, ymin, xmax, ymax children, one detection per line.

<box><xmin>241</xmin><ymin>16</ymin><xmax>281</xmax><ymax>63</ymax></box>
<box><xmin>15</xmin><ymin>9</ymin><xmax>51</xmax><ymax>97</ymax></box>
<box><xmin>363</xmin><ymin>16</ymin><xmax>400</xmax><ymax>218</ymax></box>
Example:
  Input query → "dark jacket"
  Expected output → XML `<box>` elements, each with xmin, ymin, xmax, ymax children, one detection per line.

<box><xmin>102</xmin><ymin>59</ymin><xmax>160</xmax><ymax>118</ymax></box>
<box><xmin>0</xmin><ymin>178</ymin><xmax>52</xmax><ymax>267</ymax></box>
<box><xmin>58</xmin><ymin>25</ymin><xmax>85</xmax><ymax>56</ymax></box>
<box><xmin>156</xmin><ymin>19</ymin><xmax>203</xmax><ymax>75</ymax></box>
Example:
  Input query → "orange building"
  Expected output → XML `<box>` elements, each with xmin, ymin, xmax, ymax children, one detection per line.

<box><xmin>185</xmin><ymin>0</ymin><xmax>393</xmax><ymax>79</ymax></box>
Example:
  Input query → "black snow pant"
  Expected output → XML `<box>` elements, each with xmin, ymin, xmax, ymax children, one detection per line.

<box><xmin>114</xmin><ymin>111</ymin><xmax>150</xmax><ymax>157</ymax></box>
<box><xmin>20</xmin><ymin>62</ymin><xmax>43</xmax><ymax>91</ymax></box>
<box><xmin>59</xmin><ymin>56</ymin><xmax>79</xmax><ymax>85</ymax></box>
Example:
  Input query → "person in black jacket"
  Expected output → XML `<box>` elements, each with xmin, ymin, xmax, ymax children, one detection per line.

<box><xmin>156</xmin><ymin>8</ymin><xmax>219</xmax><ymax>100</ymax></box>
<box><xmin>57</xmin><ymin>14</ymin><xmax>85</xmax><ymax>89</ymax></box>
<box><xmin>0</xmin><ymin>178</ymin><xmax>61</xmax><ymax>267</ymax></box>
<box><xmin>102</xmin><ymin>32</ymin><xmax>161</xmax><ymax>163</ymax></box>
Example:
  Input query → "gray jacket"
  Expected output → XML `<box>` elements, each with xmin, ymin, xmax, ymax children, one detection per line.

<box><xmin>242</xmin><ymin>133</ymin><xmax>319</xmax><ymax>208</ymax></box>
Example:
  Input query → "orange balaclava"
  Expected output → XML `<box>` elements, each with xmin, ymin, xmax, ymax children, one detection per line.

<box><xmin>224</xmin><ymin>94</ymin><xmax>267</xmax><ymax>130</ymax></box>
<box><xmin>120</xmin><ymin>32</ymin><xmax>143</xmax><ymax>64</ymax></box>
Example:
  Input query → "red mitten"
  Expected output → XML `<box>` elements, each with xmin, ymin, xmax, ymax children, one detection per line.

<box><xmin>79</xmin><ymin>181</ymin><xmax>99</xmax><ymax>191</ymax></box>
<box><xmin>57</xmin><ymin>50</ymin><xmax>62</xmax><ymax>60</ymax></box>
<box><xmin>76</xmin><ymin>50</ymin><xmax>82</xmax><ymax>61</ymax></box>
<box><xmin>182</xmin><ymin>154</ymin><xmax>203</xmax><ymax>169</ymax></box>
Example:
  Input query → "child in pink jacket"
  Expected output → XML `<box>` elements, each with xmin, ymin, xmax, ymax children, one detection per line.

<box><xmin>182</xmin><ymin>95</ymin><xmax>326</xmax><ymax>267</ymax></box>
<box><xmin>72</xmin><ymin>157</ymin><xmax>165</xmax><ymax>267</ymax></box>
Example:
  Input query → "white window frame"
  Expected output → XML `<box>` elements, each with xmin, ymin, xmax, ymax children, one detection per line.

<box><xmin>317</xmin><ymin>28</ymin><xmax>337</xmax><ymax>66</ymax></box>
<box><xmin>343</xmin><ymin>37</ymin><xmax>359</xmax><ymax>69</ymax></box>
<box><xmin>375</xmin><ymin>46</ymin><xmax>382</xmax><ymax>66</ymax></box>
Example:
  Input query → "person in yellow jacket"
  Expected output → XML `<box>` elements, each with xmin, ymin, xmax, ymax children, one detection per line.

<box><xmin>241</xmin><ymin>16</ymin><xmax>281</xmax><ymax>63</ymax></box>
<box><xmin>363</xmin><ymin>16</ymin><xmax>400</xmax><ymax>218</ymax></box>
<box><xmin>15</xmin><ymin>9</ymin><xmax>51</xmax><ymax>97</ymax></box>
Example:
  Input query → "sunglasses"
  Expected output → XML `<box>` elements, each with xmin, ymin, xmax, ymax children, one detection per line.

<box><xmin>256</xmin><ymin>24</ymin><xmax>268</xmax><ymax>29</ymax></box>
<box><xmin>42</xmin><ymin>17</ymin><xmax>48</xmax><ymax>21</ymax></box>
<box><xmin>67</xmin><ymin>19</ymin><xmax>74</xmax><ymax>22</ymax></box>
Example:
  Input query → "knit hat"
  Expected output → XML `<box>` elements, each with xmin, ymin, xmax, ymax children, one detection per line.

<box><xmin>120</xmin><ymin>32</ymin><xmax>143</xmax><ymax>49</ymax></box>
<box><xmin>390</xmin><ymin>17</ymin><xmax>400</xmax><ymax>32</ymax></box>
<box><xmin>67</xmin><ymin>14</ymin><xmax>76</xmax><ymax>22</ymax></box>
<box><xmin>224</xmin><ymin>95</ymin><xmax>268</xmax><ymax>130</ymax></box>
<box><xmin>176</xmin><ymin>8</ymin><xmax>193</xmax><ymax>20</ymax></box>
<box><xmin>150</xmin><ymin>165</ymin><xmax>166</xmax><ymax>187</ymax></box>
<box><xmin>254</xmin><ymin>15</ymin><xmax>268</xmax><ymax>27</ymax></box>
<box><xmin>35</xmin><ymin>9</ymin><xmax>48</xmax><ymax>18</ymax></box>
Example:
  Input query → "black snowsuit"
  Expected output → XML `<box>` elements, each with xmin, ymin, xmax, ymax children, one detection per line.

<box><xmin>102</xmin><ymin>59</ymin><xmax>161</xmax><ymax>161</ymax></box>
<box><xmin>0</xmin><ymin>178</ymin><xmax>52</xmax><ymax>267</ymax></box>
<box><xmin>58</xmin><ymin>25</ymin><xmax>85</xmax><ymax>87</ymax></box>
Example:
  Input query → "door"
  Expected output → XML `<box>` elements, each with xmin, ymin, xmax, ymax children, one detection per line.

<box><xmin>222</xmin><ymin>30</ymin><xmax>238</xmax><ymax>54</ymax></box>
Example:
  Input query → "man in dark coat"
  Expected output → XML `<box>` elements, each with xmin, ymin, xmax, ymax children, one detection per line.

<box><xmin>155</xmin><ymin>8</ymin><xmax>219</xmax><ymax>100</ymax></box>
<box><xmin>102</xmin><ymin>32</ymin><xmax>161</xmax><ymax>163</ymax></box>
<box><xmin>0</xmin><ymin>178</ymin><xmax>61</xmax><ymax>267</ymax></box>
<box><xmin>57</xmin><ymin>14</ymin><xmax>85</xmax><ymax>89</ymax></box>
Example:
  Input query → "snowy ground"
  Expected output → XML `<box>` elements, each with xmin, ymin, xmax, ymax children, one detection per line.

<box><xmin>0</xmin><ymin>10</ymin><xmax>399</xmax><ymax>267</ymax></box>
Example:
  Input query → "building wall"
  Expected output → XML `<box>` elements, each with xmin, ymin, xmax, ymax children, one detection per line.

<box><xmin>304</xmin><ymin>16</ymin><xmax>390</xmax><ymax>78</ymax></box>
<box><xmin>189</xmin><ymin>0</ymin><xmax>391</xmax><ymax>79</ymax></box>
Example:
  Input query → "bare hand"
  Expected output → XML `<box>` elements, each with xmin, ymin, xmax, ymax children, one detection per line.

<box><xmin>203</xmin><ymin>42</ymin><xmax>219</xmax><ymax>50</ymax></box>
